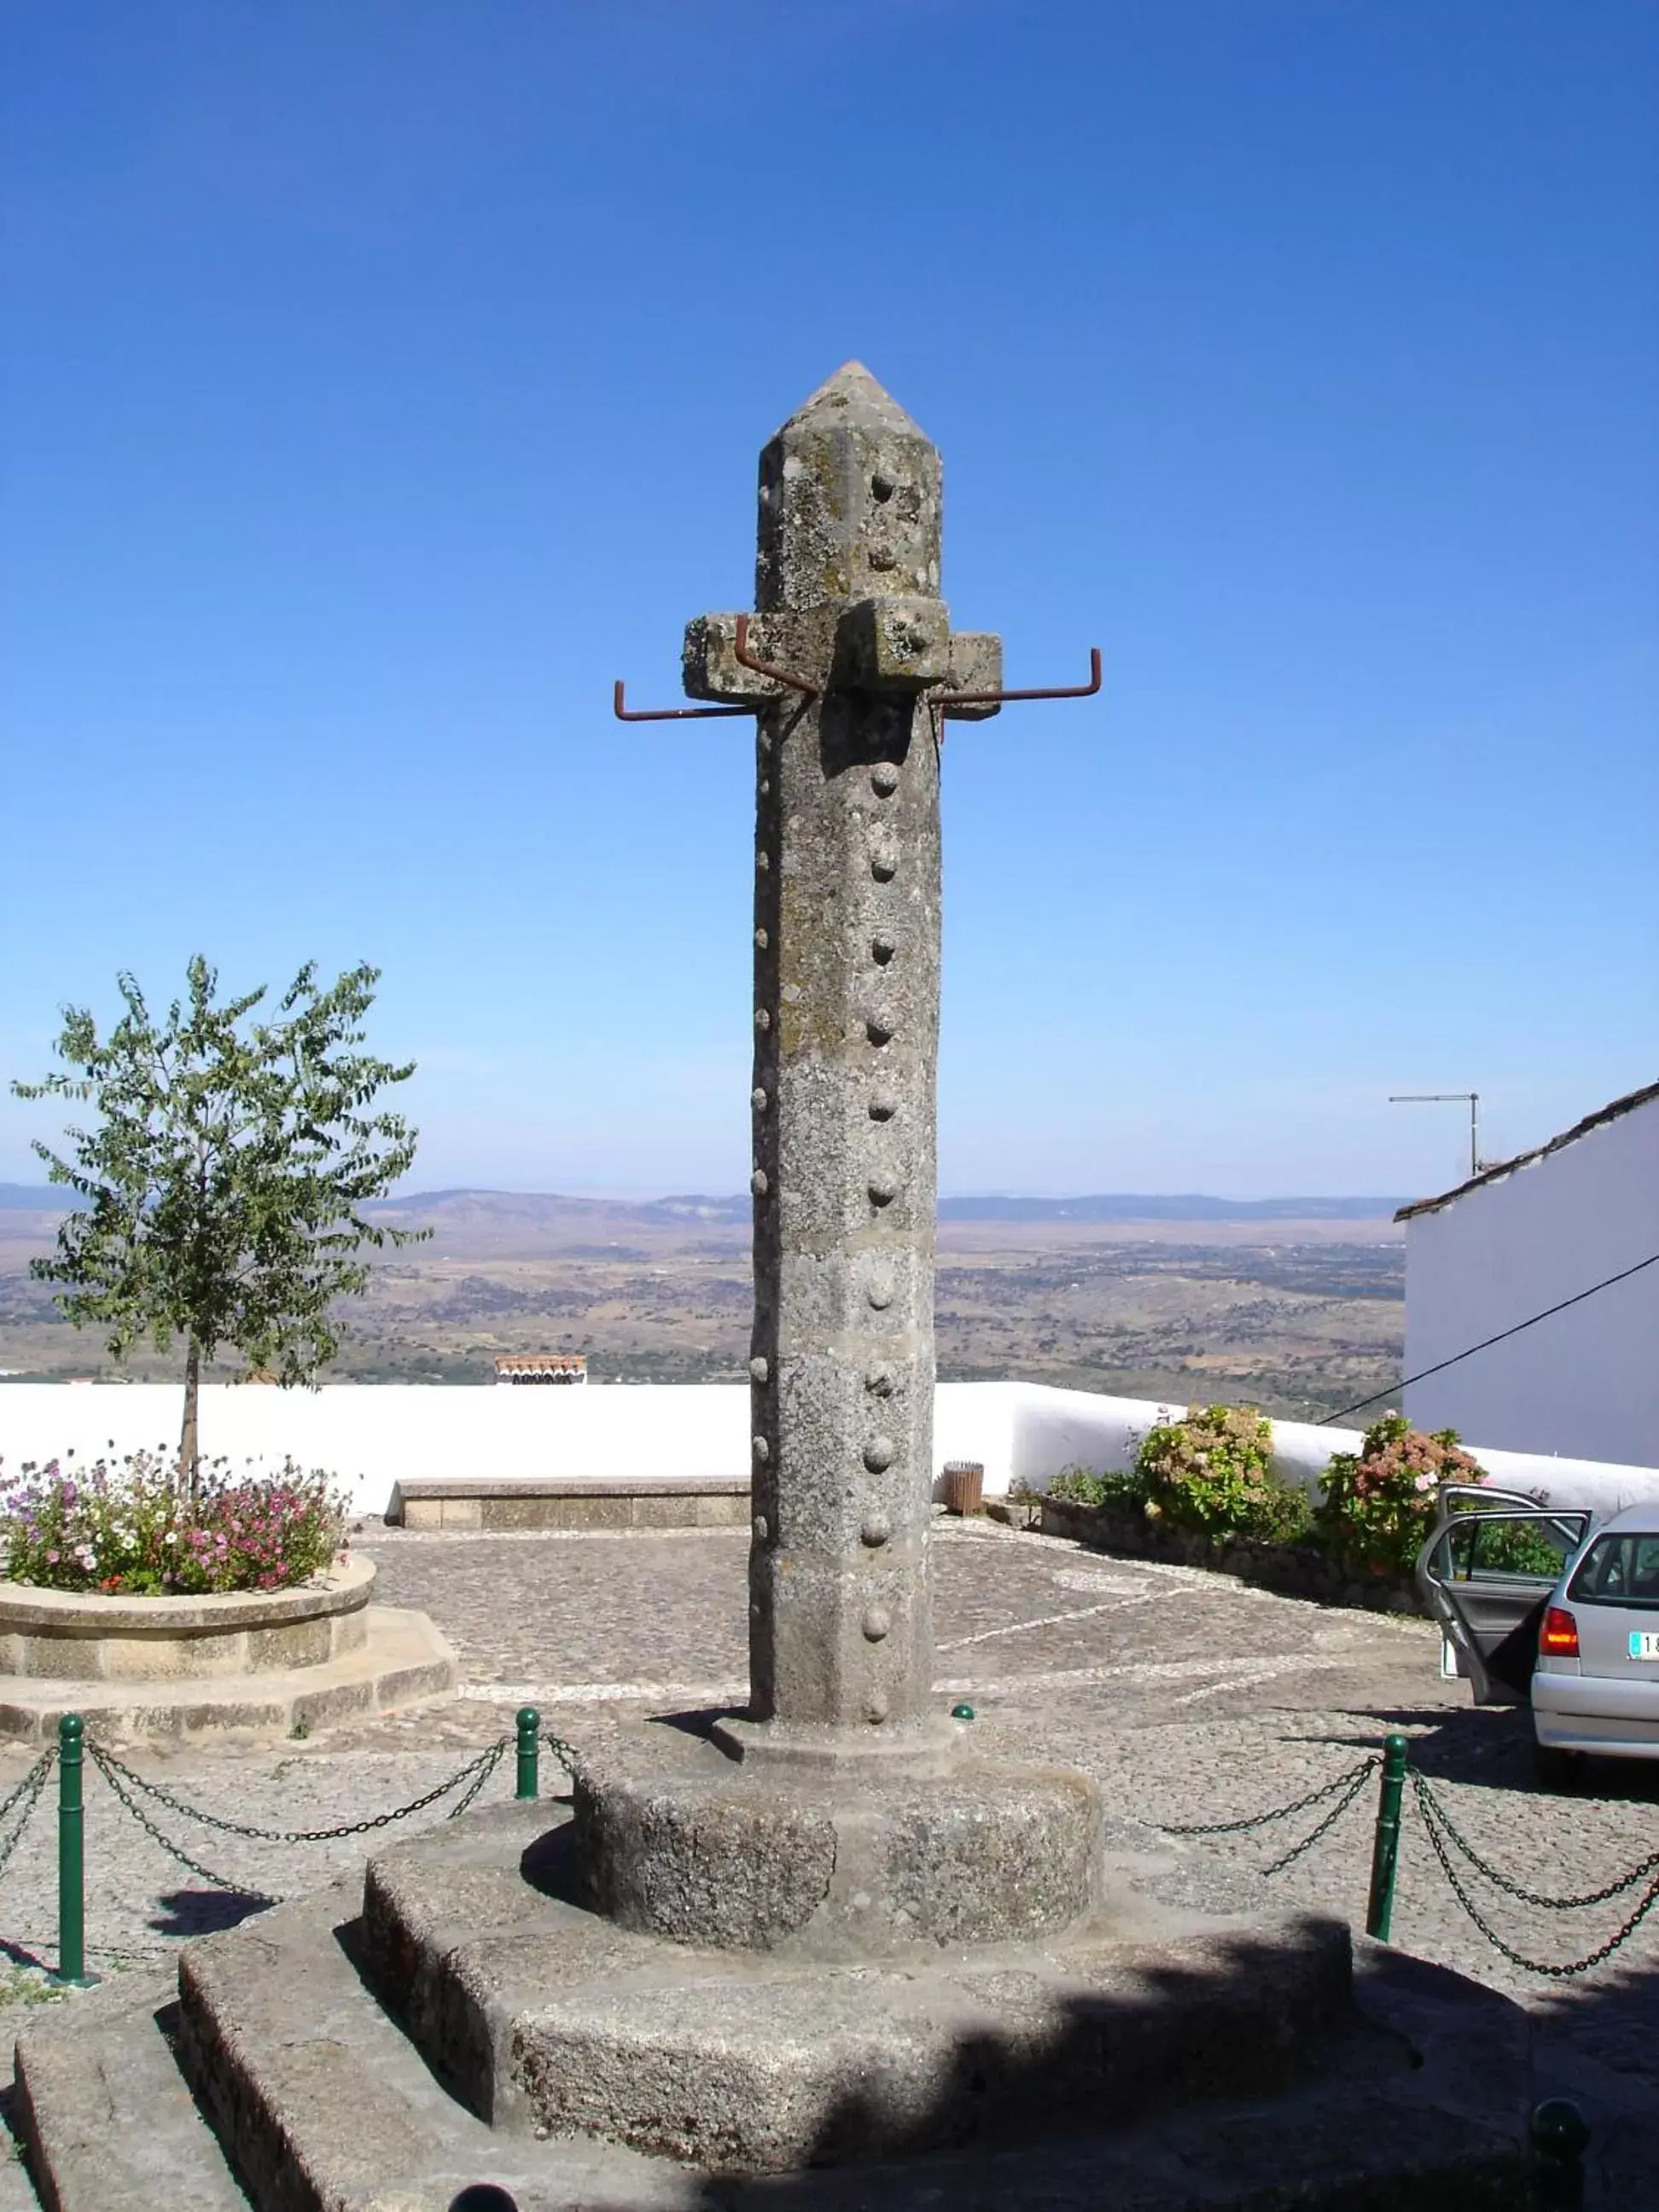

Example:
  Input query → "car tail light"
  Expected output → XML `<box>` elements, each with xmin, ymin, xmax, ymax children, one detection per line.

<box><xmin>1540</xmin><ymin>1606</ymin><xmax>1579</xmax><ymax>1657</ymax></box>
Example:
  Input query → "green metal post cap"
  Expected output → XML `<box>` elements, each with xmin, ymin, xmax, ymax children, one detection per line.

<box><xmin>515</xmin><ymin>1706</ymin><xmax>541</xmax><ymax>1731</ymax></box>
<box><xmin>950</xmin><ymin>1703</ymin><xmax>975</xmax><ymax>1721</ymax></box>
<box><xmin>1530</xmin><ymin>2098</ymin><xmax>1591</xmax><ymax>2163</ymax></box>
<box><xmin>58</xmin><ymin>1714</ymin><xmax>83</xmax><ymax>1741</ymax></box>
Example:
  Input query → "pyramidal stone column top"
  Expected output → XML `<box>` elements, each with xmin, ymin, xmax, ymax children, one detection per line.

<box><xmin>757</xmin><ymin>360</ymin><xmax>943</xmax><ymax>613</ymax></box>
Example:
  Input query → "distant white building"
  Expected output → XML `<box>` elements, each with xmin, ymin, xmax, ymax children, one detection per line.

<box><xmin>1399</xmin><ymin>1080</ymin><xmax>1659</xmax><ymax>1468</ymax></box>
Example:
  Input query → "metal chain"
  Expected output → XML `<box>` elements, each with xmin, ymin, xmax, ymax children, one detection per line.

<box><xmin>542</xmin><ymin>1730</ymin><xmax>582</xmax><ymax>1784</ymax></box>
<box><xmin>1259</xmin><ymin>1760</ymin><xmax>1377</xmax><ymax>1877</ymax></box>
<box><xmin>1156</xmin><ymin>1757</ymin><xmax>1379</xmax><ymax>1839</ymax></box>
<box><xmin>1413</xmin><ymin>1772</ymin><xmax>1659</xmax><ymax>1910</ymax></box>
<box><xmin>88</xmin><ymin>1738</ymin><xmax>509</xmax><ymax>1844</ymax></box>
<box><xmin>445</xmin><ymin>1742</ymin><xmax>509</xmax><ymax>1819</ymax></box>
<box><xmin>0</xmin><ymin>1745</ymin><xmax>57</xmax><ymax>1830</ymax></box>
<box><xmin>0</xmin><ymin>1749</ymin><xmax>57</xmax><ymax>1887</ymax></box>
<box><xmin>1411</xmin><ymin>1774</ymin><xmax>1659</xmax><ymax>1978</ymax></box>
<box><xmin>90</xmin><ymin>1748</ymin><xmax>277</xmax><ymax>1903</ymax></box>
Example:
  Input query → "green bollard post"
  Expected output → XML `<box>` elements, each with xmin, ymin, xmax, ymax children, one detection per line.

<box><xmin>1365</xmin><ymin>1732</ymin><xmax>1408</xmax><ymax>1942</ymax></box>
<box><xmin>49</xmin><ymin>1714</ymin><xmax>98</xmax><ymax>1989</ymax></box>
<box><xmin>515</xmin><ymin>1708</ymin><xmax>541</xmax><ymax>1801</ymax></box>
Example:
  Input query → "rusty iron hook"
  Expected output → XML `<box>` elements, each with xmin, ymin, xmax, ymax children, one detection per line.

<box><xmin>613</xmin><ymin>680</ymin><xmax>752</xmax><ymax>723</ymax></box>
<box><xmin>732</xmin><ymin>615</ymin><xmax>819</xmax><ymax>700</ymax></box>
<box><xmin>932</xmin><ymin>646</ymin><xmax>1102</xmax><ymax>713</ymax></box>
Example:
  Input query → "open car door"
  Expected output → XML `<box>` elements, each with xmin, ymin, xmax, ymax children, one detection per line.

<box><xmin>1416</xmin><ymin>1489</ymin><xmax>1592</xmax><ymax>1705</ymax></box>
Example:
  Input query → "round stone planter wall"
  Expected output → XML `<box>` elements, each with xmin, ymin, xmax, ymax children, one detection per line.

<box><xmin>0</xmin><ymin>1545</ymin><xmax>452</xmax><ymax>1743</ymax></box>
<box><xmin>0</xmin><ymin>1553</ymin><xmax>375</xmax><ymax>1682</ymax></box>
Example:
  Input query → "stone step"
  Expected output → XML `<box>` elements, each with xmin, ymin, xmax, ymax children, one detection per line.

<box><xmin>13</xmin><ymin>1848</ymin><xmax>1537</xmax><ymax>2209</ymax></box>
<box><xmin>0</xmin><ymin>1605</ymin><xmax>456</xmax><ymax>1745</ymax></box>
<box><xmin>14</xmin><ymin>1973</ymin><xmax>249</xmax><ymax>2210</ymax></box>
<box><xmin>172</xmin><ymin>1872</ymin><xmax>692</xmax><ymax>2211</ymax></box>
<box><xmin>356</xmin><ymin>1799</ymin><xmax>1517</xmax><ymax>2184</ymax></box>
<box><xmin>0</xmin><ymin>2147</ymin><xmax>38</xmax><ymax>2212</ymax></box>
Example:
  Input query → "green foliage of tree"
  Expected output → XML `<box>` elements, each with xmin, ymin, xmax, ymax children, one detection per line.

<box><xmin>12</xmin><ymin>958</ymin><xmax>428</xmax><ymax>1483</ymax></box>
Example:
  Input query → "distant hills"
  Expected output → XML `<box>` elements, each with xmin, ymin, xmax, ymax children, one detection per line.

<box><xmin>938</xmin><ymin>1195</ymin><xmax>1406</xmax><ymax>1222</ymax></box>
<box><xmin>2</xmin><ymin>1183</ymin><xmax>1406</xmax><ymax>1224</ymax></box>
<box><xmin>373</xmin><ymin>1189</ymin><xmax>1406</xmax><ymax>1225</ymax></box>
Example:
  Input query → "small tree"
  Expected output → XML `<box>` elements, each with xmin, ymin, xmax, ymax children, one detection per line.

<box><xmin>12</xmin><ymin>957</ymin><xmax>428</xmax><ymax>1489</ymax></box>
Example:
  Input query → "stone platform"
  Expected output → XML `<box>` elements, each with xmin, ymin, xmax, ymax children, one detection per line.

<box><xmin>360</xmin><ymin>1796</ymin><xmax>1351</xmax><ymax>2174</ymax></box>
<box><xmin>12</xmin><ymin>1796</ymin><xmax>1534</xmax><ymax>2210</ymax></box>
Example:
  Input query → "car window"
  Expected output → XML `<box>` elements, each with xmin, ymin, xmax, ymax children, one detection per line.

<box><xmin>1473</xmin><ymin>1518</ymin><xmax>1575</xmax><ymax>1580</ymax></box>
<box><xmin>1569</xmin><ymin>1534</ymin><xmax>1659</xmax><ymax>1610</ymax></box>
<box><xmin>1436</xmin><ymin>1516</ymin><xmax>1575</xmax><ymax>1585</ymax></box>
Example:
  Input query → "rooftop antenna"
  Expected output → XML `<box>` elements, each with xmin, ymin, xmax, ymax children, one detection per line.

<box><xmin>1389</xmin><ymin>1091</ymin><xmax>1481</xmax><ymax>1181</ymax></box>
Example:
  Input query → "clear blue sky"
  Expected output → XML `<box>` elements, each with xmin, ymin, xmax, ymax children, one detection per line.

<box><xmin>3</xmin><ymin>1</ymin><xmax>1655</xmax><ymax>1201</ymax></box>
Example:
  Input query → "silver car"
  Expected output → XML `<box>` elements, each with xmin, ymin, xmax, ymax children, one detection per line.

<box><xmin>1416</xmin><ymin>1487</ymin><xmax>1659</xmax><ymax>1787</ymax></box>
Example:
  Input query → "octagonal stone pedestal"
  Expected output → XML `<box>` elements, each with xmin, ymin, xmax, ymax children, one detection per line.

<box><xmin>576</xmin><ymin>1716</ymin><xmax>1101</xmax><ymax>1961</ymax></box>
<box><xmin>0</xmin><ymin>1555</ymin><xmax>455</xmax><ymax>1741</ymax></box>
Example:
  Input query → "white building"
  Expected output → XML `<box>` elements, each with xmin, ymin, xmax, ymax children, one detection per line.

<box><xmin>1400</xmin><ymin>1080</ymin><xmax>1659</xmax><ymax>1468</ymax></box>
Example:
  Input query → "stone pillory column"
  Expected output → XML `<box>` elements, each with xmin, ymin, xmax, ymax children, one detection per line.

<box><xmin>685</xmin><ymin>364</ymin><xmax>1000</xmax><ymax>1760</ymax></box>
<box><xmin>578</xmin><ymin>365</ymin><xmax>1103</xmax><ymax>1962</ymax></box>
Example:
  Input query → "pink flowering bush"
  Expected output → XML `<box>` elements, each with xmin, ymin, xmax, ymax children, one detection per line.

<box><xmin>1315</xmin><ymin>1413</ymin><xmax>1485</xmax><ymax>1578</ymax></box>
<box><xmin>0</xmin><ymin>1450</ymin><xmax>348</xmax><ymax>1597</ymax></box>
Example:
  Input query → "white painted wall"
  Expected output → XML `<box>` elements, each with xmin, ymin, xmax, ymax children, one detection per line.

<box><xmin>3</xmin><ymin>1378</ymin><xmax>1656</xmax><ymax>1523</ymax></box>
<box><xmin>1404</xmin><ymin>1096</ymin><xmax>1659</xmax><ymax>1470</ymax></box>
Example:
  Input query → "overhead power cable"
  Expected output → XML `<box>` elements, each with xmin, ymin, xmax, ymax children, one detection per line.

<box><xmin>1318</xmin><ymin>1249</ymin><xmax>1659</xmax><ymax>1429</ymax></box>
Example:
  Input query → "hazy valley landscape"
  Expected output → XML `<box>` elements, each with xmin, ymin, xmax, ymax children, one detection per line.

<box><xmin>0</xmin><ymin>1188</ymin><xmax>1405</xmax><ymax>1423</ymax></box>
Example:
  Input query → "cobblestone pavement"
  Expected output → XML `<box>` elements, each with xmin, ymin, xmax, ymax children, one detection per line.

<box><xmin>2</xmin><ymin>1516</ymin><xmax>1656</xmax><ymax>2180</ymax></box>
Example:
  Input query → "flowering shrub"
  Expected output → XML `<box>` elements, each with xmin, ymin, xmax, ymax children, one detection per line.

<box><xmin>1315</xmin><ymin>1413</ymin><xmax>1485</xmax><ymax>1577</ymax></box>
<box><xmin>0</xmin><ymin>1451</ymin><xmax>348</xmax><ymax>1597</ymax></box>
<box><xmin>1135</xmin><ymin>1405</ymin><xmax>1312</xmax><ymax>1542</ymax></box>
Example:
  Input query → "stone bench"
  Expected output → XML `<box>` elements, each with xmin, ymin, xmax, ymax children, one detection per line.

<box><xmin>383</xmin><ymin>1477</ymin><xmax>751</xmax><ymax>1533</ymax></box>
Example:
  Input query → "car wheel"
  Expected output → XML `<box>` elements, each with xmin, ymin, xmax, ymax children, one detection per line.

<box><xmin>1533</xmin><ymin>1742</ymin><xmax>1582</xmax><ymax>1792</ymax></box>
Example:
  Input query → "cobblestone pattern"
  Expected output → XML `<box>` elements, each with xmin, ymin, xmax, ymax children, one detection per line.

<box><xmin>0</xmin><ymin>1516</ymin><xmax>1654</xmax><ymax>2191</ymax></box>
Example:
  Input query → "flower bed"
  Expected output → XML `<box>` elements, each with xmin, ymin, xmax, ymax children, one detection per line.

<box><xmin>0</xmin><ymin>1451</ymin><xmax>347</xmax><ymax>1597</ymax></box>
<box><xmin>1027</xmin><ymin>1406</ymin><xmax>1490</xmax><ymax>1615</ymax></box>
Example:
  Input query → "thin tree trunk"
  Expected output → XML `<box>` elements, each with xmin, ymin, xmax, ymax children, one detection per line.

<box><xmin>179</xmin><ymin>1337</ymin><xmax>201</xmax><ymax>1509</ymax></box>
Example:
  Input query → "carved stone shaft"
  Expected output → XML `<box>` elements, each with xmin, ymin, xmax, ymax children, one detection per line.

<box><xmin>686</xmin><ymin>364</ymin><xmax>999</xmax><ymax>1751</ymax></box>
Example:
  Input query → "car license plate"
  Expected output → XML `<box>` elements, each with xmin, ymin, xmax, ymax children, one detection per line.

<box><xmin>1628</xmin><ymin>1633</ymin><xmax>1659</xmax><ymax>1661</ymax></box>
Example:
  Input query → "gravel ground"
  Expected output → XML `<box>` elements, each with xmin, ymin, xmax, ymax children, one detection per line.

<box><xmin>2</xmin><ymin>1515</ymin><xmax>1656</xmax><ymax>2172</ymax></box>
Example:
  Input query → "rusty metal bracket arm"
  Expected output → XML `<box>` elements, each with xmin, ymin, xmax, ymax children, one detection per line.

<box><xmin>733</xmin><ymin>615</ymin><xmax>819</xmax><ymax>700</ymax></box>
<box><xmin>613</xmin><ymin>681</ymin><xmax>752</xmax><ymax>723</ymax></box>
<box><xmin>933</xmin><ymin>647</ymin><xmax>1102</xmax><ymax>711</ymax></box>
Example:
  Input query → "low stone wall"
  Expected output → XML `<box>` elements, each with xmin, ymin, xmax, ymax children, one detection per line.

<box><xmin>387</xmin><ymin>1478</ymin><xmax>750</xmax><ymax>1532</ymax></box>
<box><xmin>0</xmin><ymin>1553</ymin><xmax>375</xmax><ymax>1681</ymax></box>
<box><xmin>1038</xmin><ymin>1496</ymin><xmax>1422</xmax><ymax>1615</ymax></box>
